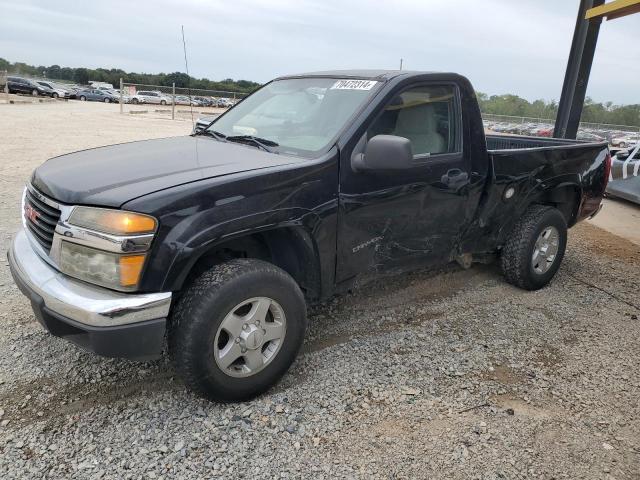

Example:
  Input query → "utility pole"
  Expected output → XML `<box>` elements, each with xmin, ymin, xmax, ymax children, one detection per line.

<box><xmin>399</xmin><ymin>58</ymin><xmax>403</xmax><ymax>71</ymax></box>
<box><xmin>554</xmin><ymin>0</ymin><xmax>604</xmax><ymax>139</ymax></box>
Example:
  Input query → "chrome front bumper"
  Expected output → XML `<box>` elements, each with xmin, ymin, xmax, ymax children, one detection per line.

<box><xmin>9</xmin><ymin>229</ymin><xmax>171</xmax><ymax>328</ymax></box>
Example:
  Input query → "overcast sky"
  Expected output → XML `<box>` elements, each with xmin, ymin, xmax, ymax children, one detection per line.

<box><xmin>1</xmin><ymin>0</ymin><xmax>638</xmax><ymax>104</ymax></box>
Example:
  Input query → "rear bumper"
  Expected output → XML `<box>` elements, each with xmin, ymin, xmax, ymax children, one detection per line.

<box><xmin>588</xmin><ymin>202</ymin><xmax>604</xmax><ymax>219</ymax></box>
<box><xmin>8</xmin><ymin>229</ymin><xmax>172</xmax><ymax>360</ymax></box>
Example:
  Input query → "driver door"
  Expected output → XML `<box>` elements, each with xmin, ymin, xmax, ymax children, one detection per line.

<box><xmin>337</xmin><ymin>82</ymin><xmax>472</xmax><ymax>282</ymax></box>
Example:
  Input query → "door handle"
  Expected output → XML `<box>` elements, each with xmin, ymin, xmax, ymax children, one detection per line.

<box><xmin>441</xmin><ymin>169</ymin><xmax>469</xmax><ymax>185</ymax></box>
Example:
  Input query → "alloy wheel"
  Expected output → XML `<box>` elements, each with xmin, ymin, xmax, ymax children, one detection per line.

<box><xmin>213</xmin><ymin>297</ymin><xmax>286</xmax><ymax>378</ymax></box>
<box><xmin>532</xmin><ymin>226</ymin><xmax>560</xmax><ymax>274</ymax></box>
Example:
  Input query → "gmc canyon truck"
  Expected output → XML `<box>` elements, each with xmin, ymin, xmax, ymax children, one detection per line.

<box><xmin>9</xmin><ymin>70</ymin><xmax>610</xmax><ymax>402</ymax></box>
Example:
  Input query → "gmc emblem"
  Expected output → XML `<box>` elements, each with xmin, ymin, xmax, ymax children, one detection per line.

<box><xmin>25</xmin><ymin>204</ymin><xmax>38</xmax><ymax>223</ymax></box>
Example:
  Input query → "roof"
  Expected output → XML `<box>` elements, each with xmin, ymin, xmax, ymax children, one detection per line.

<box><xmin>276</xmin><ymin>69</ymin><xmax>438</xmax><ymax>81</ymax></box>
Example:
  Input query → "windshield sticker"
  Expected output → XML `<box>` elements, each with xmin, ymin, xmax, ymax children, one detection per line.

<box><xmin>330</xmin><ymin>80</ymin><xmax>377</xmax><ymax>91</ymax></box>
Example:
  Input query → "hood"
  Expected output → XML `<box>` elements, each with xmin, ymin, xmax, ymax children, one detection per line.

<box><xmin>31</xmin><ymin>136</ymin><xmax>304</xmax><ymax>207</ymax></box>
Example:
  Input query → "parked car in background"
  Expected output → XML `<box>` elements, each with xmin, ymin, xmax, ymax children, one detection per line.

<box><xmin>611</xmin><ymin>135</ymin><xmax>638</xmax><ymax>148</ymax></box>
<box><xmin>130</xmin><ymin>90</ymin><xmax>171</xmax><ymax>105</ymax></box>
<box><xmin>7</xmin><ymin>76</ymin><xmax>54</xmax><ymax>96</ymax></box>
<box><xmin>216</xmin><ymin>98</ymin><xmax>233</xmax><ymax>108</ymax></box>
<box><xmin>607</xmin><ymin>146</ymin><xmax>640</xmax><ymax>204</ymax></box>
<box><xmin>175</xmin><ymin>95</ymin><xmax>199</xmax><ymax>106</ymax></box>
<box><xmin>89</xmin><ymin>81</ymin><xmax>114</xmax><ymax>90</ymax></box>
<box><xmin>102</xmin><ymin>88</ymin><xmax>130</xmax><ymax>103</ymax></box>
<box><xmin>75</xmin><ymin>88</ymin><xmax>119</xmax><ymax>103</ymax></box>
<box><xmin>577</xmin><ymin>131</ymin><xmax>605</xmax><ymax>143</ymax></box>
<box><xmin>64</xmin><ymin>85</ymin><xmax>84</xmax><ymax>99</ymax></box>
<box><xmin>194</xmin><ymin>96</ymin><xmax>214</xmax><ymax>107</ymax></box>
<box><xmin>36</xmin><ymin>81</ymin><xmax>70</xmax><ymax>99</ymax></box>
<box><xmin>192</xmin><ymin>114</ymin><xmax>219</xmax><ymax>133</ymax></box>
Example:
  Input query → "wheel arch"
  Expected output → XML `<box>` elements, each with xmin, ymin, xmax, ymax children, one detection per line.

<box><xmin>173</xmin><ymin>225</ymin><xmax>323</xmax><ymax>302</ymax></box>
<box><xmin>535</xmin><ymin>182</ymin><xmax>582</xmax><ymax>227</ymax></box>
<box><xmin>494</xmin><ymin>179</ymin><xmax>581</xmax><ymax>249</ymax></box>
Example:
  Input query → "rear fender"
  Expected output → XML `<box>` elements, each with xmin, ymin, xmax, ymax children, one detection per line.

<box><xmin>498</xmin><ymin>175</ymin><xmax>582</xmax><ymax>242</ymax></box>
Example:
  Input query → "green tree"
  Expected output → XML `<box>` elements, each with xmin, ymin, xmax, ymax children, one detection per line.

<box><xmin>74</xmin><ymin>67</ymin><xmax>89</xmax><ymax>85</ymax></box>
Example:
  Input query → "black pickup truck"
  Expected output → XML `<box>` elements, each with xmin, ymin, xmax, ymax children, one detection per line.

<box><xmin>9</xmin><ymin>70</ymin><xmax>610</xmax><ymax>401</ymax></box>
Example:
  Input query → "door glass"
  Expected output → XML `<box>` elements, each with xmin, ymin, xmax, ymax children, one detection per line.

<box><xmin>368</xmin><ymin>85</ymin><xmax>458</xmax><ymax>156</ymax></box>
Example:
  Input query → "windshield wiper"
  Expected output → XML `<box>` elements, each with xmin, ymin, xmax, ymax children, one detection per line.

<box><xmin>195</xmin><ymin>129</ymin><xmax>227</xmax><ymax>141</ymax></box>
<box><xmin>225</xmin><ymin>135</ymin><xmax>279</xmax><ymax>153</ymax></box>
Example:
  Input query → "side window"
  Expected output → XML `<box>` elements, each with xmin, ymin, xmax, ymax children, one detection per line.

<box><xmin>368</xmin><ymin>85</ymin><xmax>459</xmax><ymax>156</ymax></box>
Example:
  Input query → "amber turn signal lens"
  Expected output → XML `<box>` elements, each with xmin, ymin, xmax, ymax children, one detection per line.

<box><xmin>69</xmin><ymin>207</ymin><xmax>157</xmax><ymax>235</ymax></box>
<box><xmin>103</xmin><ymin>211</ymin><xmax>156</xmax><ymax>235</ymax></box>
<box><xmin>119</xmin><ymin>255</ymin><xmax>146</xmax><ymax>287</ymax></box>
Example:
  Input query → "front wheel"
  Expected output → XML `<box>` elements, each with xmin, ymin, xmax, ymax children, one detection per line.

<box><xmin>160</xmin><ymin>100</ymin><xmax>166</xmax><ymax>105</ymax></box>
<box><xmin>31</xmin><ymin>89</ymin><xmax>38</xmax><ymax>96</ymax></box>
<box><xmin>104</xmin><ymin>98</ymin><xmax>110</xmax><ymax>103</ymax></box>
<box><xmin>79</xmin><ymin>95</ymin><xmax>86</xmax><ymax>101</ymax></box>
<box><xmin>52</xmin><ymin>92</ymin><xmax>59</xmax><ymax>99</ymax></box>
<box><xmin>500</xmin><ymin>205</ymin><xmax>567</xmax><ymax>290</ymax></box>
<box><xmin>169</xmin><ymin>259</ymin><xmax>307</xmax><ymax>402</ymax></box>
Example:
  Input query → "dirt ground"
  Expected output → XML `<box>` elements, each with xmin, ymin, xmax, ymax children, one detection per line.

<box><xmin>0</xmin><ymin>101</ymin><xmax>639</xmax><ymax>479</ymax></box>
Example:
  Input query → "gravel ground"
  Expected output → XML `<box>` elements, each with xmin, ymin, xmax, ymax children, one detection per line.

<box><xmin>0</xmin><ymin>102</ymin><xmax>639</xmax><ymax>479</ymax></box>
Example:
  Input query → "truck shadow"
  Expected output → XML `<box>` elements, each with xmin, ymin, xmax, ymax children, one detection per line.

<box><xmin>0</xmin><ymin>261</ymin><xmax>503</xmax><ymax>426</ymax></box>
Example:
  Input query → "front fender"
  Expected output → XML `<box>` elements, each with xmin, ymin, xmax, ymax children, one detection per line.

<box><xmin>163</xmin><ymin>207</ymin><xmax>323</xmax><ymax>292</ymax></box>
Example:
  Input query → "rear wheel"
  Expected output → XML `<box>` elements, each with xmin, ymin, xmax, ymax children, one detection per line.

<box><xmin>52</xmin><ymin>92</ymin><xmax>59</xmax><ymax>99</ymax></box>
<box><xmin>132</xmin><ymin>98</ymin><xmax>139</xmax><ymax>104</ymax></box>
<box><xmin>169</xmin><ymin>259</ymin><xmax>307</xmax><ymax>402</ymax></box>
<box><xmin>79</xmin><ymin>95</ymin><xmax>86</xmax><ymax>101</ymax></box>
<box><xmin>31</xmin><ymin>89</ymin><xmax>38</xmax><ymax>96</ymax></box>
<box><xmin>104</xmin><ymin>98</ymin><xmax>110</xmax><ymax>103</ymax></box>
<box><xmin>160</xmin><ymin>100</ymin><xmax>166</xmax><ymax>105</ymax></box>
<box><xmin>500</xmin><ymin>205</ymin><xmax>567</xmax><ymax>290</ymax></box>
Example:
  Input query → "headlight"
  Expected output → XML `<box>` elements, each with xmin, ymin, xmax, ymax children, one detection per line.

<box><xmin>58</xmin><ymin>207</ymin><xmax>157</xmax><ymax>291</ymax></box>
<box><xmin>59</xmin><ymin>242</ymin><xmax>146</xmax><ymax>291</ymax></box>
<box><xmin>69</xmin><ymin>207</ymin><xmax>156</xmax><ymax>235</ymax></box>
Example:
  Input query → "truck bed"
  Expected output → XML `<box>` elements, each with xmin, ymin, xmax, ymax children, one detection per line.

<box><xmin>486</xmin><ymin>133</ymin><xmax>586</xmax><ymax>151</ymax></box>
<box><xmin>482</xmin><ymin>135</ymin><xmax>609</xmax><ymax>236</ymax></box>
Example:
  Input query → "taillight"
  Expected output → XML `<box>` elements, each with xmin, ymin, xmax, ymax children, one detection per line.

<box><xmin>603</xmin><ymin>152</ymin><xmax>612</xmax><ymax>189</ymax></box>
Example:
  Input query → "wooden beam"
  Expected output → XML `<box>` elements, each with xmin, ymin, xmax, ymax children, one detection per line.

<box><xmin>585</xmin><ymin>0</ymin><xmax>640</xmax><ymax>20</ymax></box>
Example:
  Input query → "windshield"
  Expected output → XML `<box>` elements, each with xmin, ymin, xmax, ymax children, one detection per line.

<box><xmin>205</xmin><ymin>78</ymin><xmax>379</xmax><ymax>156</ymax></box>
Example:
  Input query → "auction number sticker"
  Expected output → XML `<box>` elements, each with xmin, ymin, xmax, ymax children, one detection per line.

<box><xmin>330</xmin><ymin>80</ymin><xmax>378</xmax><ymax>90</ymax></box>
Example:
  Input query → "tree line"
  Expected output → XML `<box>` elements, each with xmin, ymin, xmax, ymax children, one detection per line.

<box><xmin>477</xmin><ymin>92</ymin><xmax>640</xmax><ymax>127</ymax></box>
<box><xmin>0</xmin><ymin>58</ymin><xmax>260</xmax><ymax>94</ymax></box>
<box><xmin>2</xmin><ymin>58</ymin><xmax>638</xmax><ymax>127</ymax></box>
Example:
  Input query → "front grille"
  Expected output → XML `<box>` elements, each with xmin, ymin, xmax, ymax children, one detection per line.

<box><xmin>24</xmin><ymin>188</ymin><xmax>61</xmax><ymax>252</ymax></box>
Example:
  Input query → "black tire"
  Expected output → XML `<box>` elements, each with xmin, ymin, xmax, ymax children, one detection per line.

<box><xmin>31</xmin><ymin>89</ymin><xmax>38</xmax><ymax>96</ymax></box>
<box><xmin>160</xmin><ymin>100</ymin><xmax>166</xmax><ymax>105</ymax></box>
<box><xmin>52</xmin><ymin>92</ymin><xmax>59</xmax><ymax>99</ymax></box>
<box><xmin>169</xmin><ymin>259</ymin><xmax>307</xmax><ymax>402</ymax></box>
<box><xmin>104</xmin><ymin>98</ymin><xmax>110</xmax><ymax>103</ymax></box>
<box><xmin>500</xmin><ymin>205</ymin><xmax>567</xmax><ymax>291</ymax></box>
<box><xmin>132</xmin><ymin>98</ymin><xmax>139</xmax><ymax>104</ymax></box>
<box><xmin>80</xmin><ymin>95</ymin><xmax>86</xmax><ymax>101</ymax></box>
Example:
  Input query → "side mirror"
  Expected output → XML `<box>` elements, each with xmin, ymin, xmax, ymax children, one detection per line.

<box><xmin>351</xmin><ymin>135</ymin><xmax>414</xmax><ymax>172</ymax></box>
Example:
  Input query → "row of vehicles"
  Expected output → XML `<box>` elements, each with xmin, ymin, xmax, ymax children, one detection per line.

<box><xmin>484</xmin><ymin>119</ymin><xmax>639</xmax><ymax>149</ymax></box>
<box><xmin>4</xmin><ymin>76</ymin><xmax>238</xmax><ymax>108</ymax></box>
<box><xmin>129</xmin><ymin>91</ymin><xmax>235</xmax><ymax>107</ymax></box>
<box><xmin>6</xmin><ymin>76</ymin><xmax>123</xmax><ymax>102</ymax></box>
